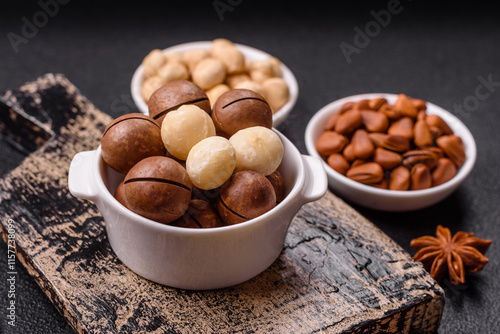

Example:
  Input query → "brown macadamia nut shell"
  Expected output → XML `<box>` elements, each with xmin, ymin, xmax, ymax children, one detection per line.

<box><xmin>101</xmin><ymin>113</ymin><xmax>166</xmax><ymax>174</ymax></box>
<box><xmin>171</xmin><ymin>199</ymin><xmax>224</xmax><ymax>228</ymax></box>
<box><xmin>217</xmin><ymin>171</ymin><xmax>276</xmax><ymax>225</ymax></box>
<box><xmin>148</xmin><ymin>80</ymin><xmax>211</xmax><ymax>125</ymax></box>
<box><xmin>266</xmin><ymin>170</ymin><xmax>285</xmax><ymax>203</ymax></box>
<box><xmin>114</xmin><ymin>181</ymin><xmax>127</xmax><ymax>207</ymax></box>
<box><xmin>123</xmin><ymin>156</ymin><xmax>192</xmax><ymax>224</ymax></box>
<box><xmin>212</xmin><ymin>89</ymin><xmax>272</xmax><ymax>138</ymax></box>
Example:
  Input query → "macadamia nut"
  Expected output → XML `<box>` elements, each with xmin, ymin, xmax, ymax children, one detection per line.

<box><xmin>249</xmin><ymin>59</ymin><xmax>274</xmax><ymax>83</ymax></box>
<box><xmin>192</xmin><ymin>58</ymin><xmax>226</xmax><ymax>90</ymax></box>
<box><xmin>142</xmin><ymin>49</ymin><xmax>165</xmax><ymax>78</ymax></box>
<box><xmin>212</xmin><ymin>46</ymin><xmax>245</xmax><ymax>74</ymax></box>
<box><xmin>234</xmin><ymin>80</ymin><xmax>264</xmax><ymax>96</ymax></box>
<box><xmin>248</xmin><ymin>59</ymin><xmax>274</xmax><ymax>74</ymax></box>
<box><xmin>229</xmin><ymin>126</ymin><xmax>284</xmax><ymax>175</ymax></box>
<box><xmin>102</xmin><ymin>113</ymin><xmax>166</xmax><ymax>174</ymax></box>
<box><xmin>123</xmin><ymin>156</ymin><xmax>192</xmax><ymax>224</ymax></box>
<box><xmin>141</xmin><ymin>76</ymin><xmax>163</xmax><ymax>102</ymax></box>
<box><xmin>161</xmin><ymin>104</ymin><xmax>216</xmax><ymax>160</ymax></box>
<box><xmin>164</xmin><ymin>51</ymin><xmax>184</xmax><ymax>64</ymax></box>
<box><xmin>148</xmin><ymin>80</ymin><xmax>211</xmax><ymax>126</ymax></box>
<box><xmin>268</xmin><ymin>56</ymin><xmax>283</xmax><ymax>77</ymax></box>
<box><xmin>183</xmin><ymin>48</ymin><xmax>210</xmax><ymax>72</ymax></box>
<box><xmin>186</xmin><ymin>136</ymin><xmax>236</xmax><ymax>190</ymax></box>
<box><xmin>226</xmin><ymin>73</ymin><xmax>251</xmax><ymax>88</ymax></box>
<box><xmin>210</xmin><ymin>38</ymin><xmax>235</xmax><ymax>54</ymax></box>
<box><xmin>262</xmin><ymin>77</ymin><xmax>290</xmax><ymax>112</ymax></box>
<box><xmin>212</xmin><ymin>89</ymin><xmax>272</xmax><ymax>138</ymax></box>
<box><xmin>206</xmin><ymin>84</ymin><xmax>230</xmax><ymax>106</ymax></box>
<box><xmin>157</xmin><ymin>62</ymin><xmax>189</xmax><ymax>83</ymax></box>
<box><xmin>171</xmin><ymin>199</ymin><xmax>224</xmax><ymax>228</ymax></box>
<box><xmin>217</xmin><ymin>171</ymin><xmax>276</xmax><ymax>225</ymax></box>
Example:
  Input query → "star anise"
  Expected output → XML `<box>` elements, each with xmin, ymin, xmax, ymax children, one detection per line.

<box><xmin>411</xmin><ymin>225</ymin><xmax>492</xmax><ymax>285</ymax></box>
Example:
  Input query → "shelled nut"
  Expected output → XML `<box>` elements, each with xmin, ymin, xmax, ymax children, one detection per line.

<box><xmin>316</xmin><ymin>131</ymin><xmax>348</xmax><ymax>156</ymax></box>
<box><xmin>432</xmin><ymin>158</ymin><xmax>457</xmax><ymax>186</ymax></box>
<box><xmin>346</xmin><ymin>162</ymin><xmax>384</xmax><ymax>185</ymax></box>
<box><xmin>436</xmin><ymin>135</ymin><xmax>466</xmax><ymax>167</ymax></box>
<box><xmin>410</xmin><ymin>164</ymin><xmax>432</xmax><ymax>190</ymax></box>
<box><xmin>327</xmin><ymin>153</ymin><xmax>350</xmax><ymax>175</ymax></box>
<box><xmin>389</xmin><ymin>166</ymin><xmax>410</xmax><ymax>191</ymax></box>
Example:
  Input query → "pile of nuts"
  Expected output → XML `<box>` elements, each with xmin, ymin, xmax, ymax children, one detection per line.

<box><xmin>316</xmin><ymin>94</ymin><xmax>466</xmax><ymax>190</ymax></box>
<box><xmin>102</xmin><ymin>80</ymin><xmax>285</xmax><ymax>228</ymax></box>
<box><xmin>140</xmin><ymin>38</ymin><xmax>290</xmax><ymax>113</ymax></box>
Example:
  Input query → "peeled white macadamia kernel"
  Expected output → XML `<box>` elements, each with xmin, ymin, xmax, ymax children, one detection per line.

<box><xmin>161</xmin><ymin>105</ymin><xmax>216</xmax><ymax>160</ymax></box>
<box><xmin>229</xmin><ymin>126</ymin><xmax>284</xmax><ymax>176</ymax></box>
<box><xmin>186</xmin><ymin>136</ymin><xmax>236</xmax><ymax>190</ymax></box>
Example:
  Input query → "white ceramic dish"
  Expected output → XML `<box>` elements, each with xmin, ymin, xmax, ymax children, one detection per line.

<box><xmin>68</xmin><ymin>130</ymin><xmax>326</xmax><ymax>290</ymax></box>
<box><xmin>130</xmin><ymin>41</ymin><xmax>299</xmax><ymax>128</ymax></box>
<box><xmin>305</xmin><ymin>93</ymin><xmax>476</xmax><ymax>212</ymax></box>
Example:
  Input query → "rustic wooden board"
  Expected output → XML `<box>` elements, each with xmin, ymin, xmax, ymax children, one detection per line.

<box><xmin>0</xmin><ymin>74</ymin><xmax>444</xmax><ymax>334</ymax></box>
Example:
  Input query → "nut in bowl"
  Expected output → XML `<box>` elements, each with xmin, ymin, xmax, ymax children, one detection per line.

<box><xmin>130</xmin><ymin>39</ymin><xmax>299</xmax><ymax>127</ymax></box>
<box><xmin>305</xmin><ymin>93</ymin><xmax>476</xmax><ymax>212</ymax></box>
<box><xmin>68</xmin><ymin>130</ymin><xmax>326</xmax><ymax>290</ymax></box>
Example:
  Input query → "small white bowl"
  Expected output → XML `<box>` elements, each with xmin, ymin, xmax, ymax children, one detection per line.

<box><xmin>305</xmin><ymin>93</ymin><xmax>477</xmax><ymax>212</ymax></box>
<box><xmin>130</xmin><ymin>41</ymin><xmax>299</xmax><ymax>128</ymax></box>
<box><xmin>68</xmin><ymin>131</ymin><xmax>326</xmax><ymax>290</ymax></box>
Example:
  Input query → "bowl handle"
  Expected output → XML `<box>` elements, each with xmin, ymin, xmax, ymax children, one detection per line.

<box><xmin>300</xmin><ymin>155</ymin><xmax>327</xmax><ymax>203</ymax></box>
<box><xmin>68</xmin><ymin>150</ymin><xmax>98</xmax><ymax>201</ymax></box>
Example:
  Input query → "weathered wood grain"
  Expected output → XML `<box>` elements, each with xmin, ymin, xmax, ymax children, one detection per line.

<box><xmin>0</xmin><ymin>74</ymin><xmax>444</xmax><ymax>334</ymax></box>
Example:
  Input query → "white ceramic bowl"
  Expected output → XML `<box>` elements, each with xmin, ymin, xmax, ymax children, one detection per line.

<box><xmin>130</xmin><ymin>41</ymin><xmax>299</xmax><ymax>128</ymax></box>
<box><xmin>68</xmin><ymin>131</ymin><xmax>326</xmax><ymax>290</ymax></box>
<box><xmin>305</xmin><ymin>93</ymin><xmax>476</xmax><ymax>212</ymax></box>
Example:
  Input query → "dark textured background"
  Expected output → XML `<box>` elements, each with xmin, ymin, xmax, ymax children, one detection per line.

<box><xmin>1</xmin><ymin>1</ymin><xmax>499</xmax><ymax>333</ymax></box>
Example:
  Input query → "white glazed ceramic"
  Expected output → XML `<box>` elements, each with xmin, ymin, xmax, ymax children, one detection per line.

<box><xmin>68</xmin><ymin>131</ymin><xmax>326</xmax><ymax>290</ymax></box>
<box><xmin>130</xmin><ymin>41</ymin><xmax>299</xmax><ymax>128</ymax></box>
<box><xmin>305</xmin><ymin>93</ymin><xmax>476</xmax><ymax>212</ymax></box>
